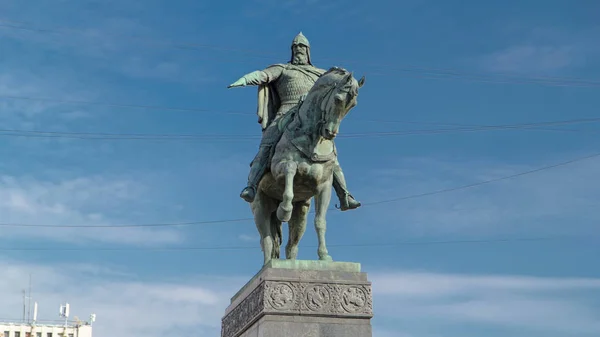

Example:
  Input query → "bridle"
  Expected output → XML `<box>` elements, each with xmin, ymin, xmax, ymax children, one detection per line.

<box><xmin>315</xmin><ymin>75</ymin><xmax>354</xmax><ymax>135</ymax></box>
<box><xmin>292</xmin><ymin>71</ymin><xmax>354</xmax><ymax>137</ymax></box>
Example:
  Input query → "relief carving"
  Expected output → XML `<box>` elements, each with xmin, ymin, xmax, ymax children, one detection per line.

<box><xmin>265</xmin><ymin>282</ymin><xmax>296</xmax><ymax>310</ymax></box>
<box><xmin>341</xmin><ymin>286</ymin><xmax>368</xmax><ymax>313</ymax></box>
<box><xmin>221</xmin><ymin>285</ymin><xmax>264</xmax><ymax>337</ymax></box>
<box><xmin>304</xmin><ymin>284</ymin><xmax>332</xmax><ymax>312</ymax></box>
<box><xmin>222</xmin><ymin>280</ymin><xmax>372</xmax><ymax>337</ymax></box>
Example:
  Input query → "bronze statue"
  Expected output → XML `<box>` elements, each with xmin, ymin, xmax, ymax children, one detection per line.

<box><xmin>233</xmin><ymin>66</ymin><xmax>365</xmax><ymax>264</ymax></box>
<box><xmin>228</xmin><ymin>33</ymin><xmax>361</xmax><ymax>212</ymax></box>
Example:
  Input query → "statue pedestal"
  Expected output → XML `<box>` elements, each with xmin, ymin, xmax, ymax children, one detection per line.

<box><xmin>221</xmin><ymin>260</ymin><xmax>373</xmax><ymax>337</ymax></box>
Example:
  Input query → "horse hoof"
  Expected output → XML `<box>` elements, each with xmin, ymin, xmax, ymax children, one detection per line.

<box><xmin>277</xmin><ymin>205</ymin><xmax>293</xmax><ymax>222</ymax></box>
<box><xmin>319</xmin><ymin>254</ymin><xmax>333</xmax><ymax>262</ymax></box>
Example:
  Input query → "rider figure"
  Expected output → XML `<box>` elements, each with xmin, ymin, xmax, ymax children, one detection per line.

<box><xmin>227</xmin><ymin>32</ymin><xmax>361</xmax><ymax>211</ymax></box>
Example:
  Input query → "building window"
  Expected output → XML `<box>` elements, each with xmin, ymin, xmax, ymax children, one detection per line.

<box><xmin>36</xmin><ymin>333</ymin><xmax>41</xmax><ymax>337</ymax></box>
<box><xmin>14</xmin><ymin>333</ymin><xmax>20</xmax><ymax>337</ymax></box>
<box><xmin>3</xmin><ymin>331</ymin><xmax>9</xmax><ymax>337</ymax></box>
<box><xmin>46</xmin><ymin>333</ymin><xmax>52</xmax><ymax>337</ymax></box>
<box><xmin>25</xmin><ymin>333</ymin><xmax>31</xmax><ymax>337</ymax></box>
<box><xmin>68</xmin><ymin>335</ymin><xmax>73</xmax><ymax>337</ymax></box>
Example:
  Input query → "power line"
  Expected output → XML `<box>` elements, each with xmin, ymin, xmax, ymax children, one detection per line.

<box><xmin>5</xmin><ymin>92</ymin><xmax>599</xmax><ymax>129</ymax></box>
<box><xmin>1</xmin><ymin>94</ymin><xmax>600</xmax><ymax>140</ymax></box>
<box><xmin>0</xmin><ymin>19</ymin><xmax>275</xmax><ymax>57</ymax></box>
<box><xmin>362</xmin><ymin>151</ymin><xmax>600</xmax><ymax>206</ymax></box>
<box><xmin>0</xmin><ymin>124</ymin><xmax>597</xmax><ymax>141</ymax></box>
<box><xmin>0</xmin><ymin>236</ymin><xmax>590</xmax><ymax>251</ymax></box>
<box><xmin>1</xmin><ymin>19</ymin><xmax>600</xmax><ymax>88</ymax></box>
<box><xmin>2</xmin><ymin>150</ymin><xmax>598</xmax><ymax>229</ymax></box>
<box><xmin>0</xmin><ymin>94</ymin><xmax>251</xmax><ymax>116</ymax></box>
<box><xmin>0</xmin><ymin>218</ymin><xmax>252</xmax><ymax>228</ymax></box>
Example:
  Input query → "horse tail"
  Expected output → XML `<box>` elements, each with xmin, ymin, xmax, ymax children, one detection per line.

<box><xmin>270</xmin><ymin>211</ymin><xmax>282</xmax><ymax>259</ymax></box>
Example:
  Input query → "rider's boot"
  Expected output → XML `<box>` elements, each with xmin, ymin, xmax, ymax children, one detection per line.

<box><xmin>240</xmin><ymin>145</ymin><xmax>271</xmax><ymax>203</ymax></box>
<box><xmin>332</xmin><ymin>165</ymin><xmax>361</xmax><ymax>211</ymax></box>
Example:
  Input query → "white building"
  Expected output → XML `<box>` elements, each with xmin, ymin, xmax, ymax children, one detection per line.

<box><xmin>1</xmin><ymin>302</ymin><xmax>94</xmax><ymax>337</ymax></box>
<box><xmin>0</xmin><ymin>323</ymin><xmax>92</xmax><ymax>337</ymax></box>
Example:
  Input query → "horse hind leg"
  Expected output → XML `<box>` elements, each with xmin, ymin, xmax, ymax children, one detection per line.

<box><xmin>276</xmin><ymin>161</ymin><xmax>298</xmax><ymax>222</ymax></box>
<box><xmin>252</xmin><ymin>190</ymin><xmax>278</xmax><ymax>265</ymax></box>
<box><xmin>286</xmin><ymin>200</ymin><xmax>310</xmax><ymax>260</ymax></box>
<box><xmin>314</xmin><ymin>183</ymin><xmax>333</xmax><ymax>261</ymax></box>
<box><xmin>270</xmin><ymin>211</ymin><xmax>282</xmax><ymax>260</ymax></box>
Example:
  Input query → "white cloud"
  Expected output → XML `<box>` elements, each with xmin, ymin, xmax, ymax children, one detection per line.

<box><xmin>238</xmin><ymin>234</ymin><xmax>258</xmax><ymax>242</ymax></box>
<box><xmin>479</xmin><ymin>26</ymin><xmax>599</xmax><ymax>75</ymax></box>
<box><xmin>374</xmin><ymin>271</ymin><xmax>600</xmax><ymax>297</ymax></box>
<box><xmin>359</xmin><ymin>154</ymin><xmax>600</xmax><ymax>237</ymax></box>
<box><xmin>0</xmin><ymin>14</ymin><xmax>216</xmax><ymax>85</ymax></box>
<box><xmin>371</xmin><ymin>270</ymin><xmax>600</xmax><ymax>336</ymax></box>
<box><xmin>0</xmin><ymin>259</ymin><xmax>241</xmax><ymax>337</ymax></box>
<box><xmin>0</xmin><ymin>174</ymin><xmax>184</xmax><ymax>245</ymax></box>
<box><xmin>4</xmin><ymin>259</ymin><xmax>597</xmax><ymax>337</ymax></box>
<box><xmin>0</xmin><ymin>75</ymin><xmax>65</xmax><ymax>121</ymax></box>
<box><xmin>0</xmin><ymin>66</ymin><xmax>101</xmax><ymax>132</ymax></box>
<box><xmin>483</xmin><ymin>44</ymin><xmax>581</xmax><ymax>73</ymax></box>
<box><xmin>372</xmin><ymin>329</ymin><xmax>417</xmax><ymax>337</ymax></box>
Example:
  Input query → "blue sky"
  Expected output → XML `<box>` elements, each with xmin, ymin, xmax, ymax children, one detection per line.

<box><xmin>0</xmin><ymin>0</ymin><xmax>599</xmax><ymax>336</ymax></box>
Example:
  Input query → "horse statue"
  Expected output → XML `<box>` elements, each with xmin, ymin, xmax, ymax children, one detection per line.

<box><xmin>250</xmin><ymin>67</ymin><xmax>365</xmax><ymax>265</ymax></box>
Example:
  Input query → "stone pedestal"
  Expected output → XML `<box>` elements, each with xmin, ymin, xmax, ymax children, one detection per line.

<box><xmin>221</xmin><ymin>260</ymin><xmax>373</xmax><ymax>337</ymax></box>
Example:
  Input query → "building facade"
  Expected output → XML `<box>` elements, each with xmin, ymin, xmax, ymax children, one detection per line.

<box><xmin>0</xmin><ymin>323</ymin><xmax>92</xmax><ymax>337</ymax></box>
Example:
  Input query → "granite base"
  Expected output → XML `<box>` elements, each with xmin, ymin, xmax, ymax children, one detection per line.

<box><xmin>221</xmin><ymin>260</ymin><xmax>373</xmax><ymax>337</ymax></box>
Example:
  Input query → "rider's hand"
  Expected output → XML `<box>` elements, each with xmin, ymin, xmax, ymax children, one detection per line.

<box><xmin>227</xmin><ymin>78</ymin><xmax>246</xmax><ymax>88</ymax></box>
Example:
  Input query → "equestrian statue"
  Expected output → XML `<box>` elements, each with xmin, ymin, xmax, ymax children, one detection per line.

<box><xmin>227</xmin><ymin>33</ymin><xmax>365</xmax><ymax>265</ymax></box>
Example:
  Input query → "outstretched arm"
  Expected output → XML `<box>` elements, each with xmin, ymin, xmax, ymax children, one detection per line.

<box><xmin>227</xmin><ymin>66</ymin><xmax>283</xmax><ymax>88</ymax></box>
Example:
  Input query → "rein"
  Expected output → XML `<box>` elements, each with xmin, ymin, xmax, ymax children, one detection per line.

<box><xmin>313</xmin><ymin>82</ymin><xmax>340</xmax><ymax>136</ymax></box>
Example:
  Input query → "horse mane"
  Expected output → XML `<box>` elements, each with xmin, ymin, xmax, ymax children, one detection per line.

<box><xmin>300</xmin><ymin>66</ymin><xmax>349</xmax><ymax>104</ymax></box>
<box><xmin>313</xmin><ymin>67</ymin><xmax>349</xmax><ymax>89</ymax></box>
<box><xmin>292</xmin><ymin>66</ymin><xmax>354</xmax><ymax>133</ymax></box>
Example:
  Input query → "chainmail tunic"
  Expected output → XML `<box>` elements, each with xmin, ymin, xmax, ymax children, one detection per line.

<box><xmin>262</xmin><ymin>65</ymin><xmax>325</xmax><ymax>117</ymax></box>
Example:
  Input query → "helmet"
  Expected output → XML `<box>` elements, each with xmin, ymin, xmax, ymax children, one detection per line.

<box><xmin>290</xmin><ymin>32</ymin><xmax>312</xmax><ymax>65</ymax></box>
<box><xmin>291</xmin><ymin>32</ymin><xmax>310</xmax><ymax>48</ymax></box>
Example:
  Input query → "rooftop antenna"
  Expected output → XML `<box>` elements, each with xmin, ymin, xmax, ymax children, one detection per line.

<box><xmin>89</xmin><ymin>314</ymin><xmax>96</xmax><ymax>326</ymax></box>
<box><xmin>21</xmin><ymin>290</ymin><xmax>25</xmax><ymax>323</ymax></box>
<box><xmin>27</xmin><ymin>274</ymin><xmax>32</xmax><ymax>323</ymax></box>
<box><xmin>32</xmin><ymin>302</ymin><xmax>38</xmax><ymax>325</ymax></box>
<box><xmin>59</xmin><ymin>303</ymin><xmax>69</xmax><ymax>327</ymax></box>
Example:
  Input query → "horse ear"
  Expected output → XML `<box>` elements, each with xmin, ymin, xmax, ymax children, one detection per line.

<box><xmin>358</xmin><ymin>76</ymin><xmax>365</xmax><ymax>88</ymax></box>
<box><xmin>343</xmin><ymin>72</ymin><xmax>353</xmax><ymax>84</ymax></box>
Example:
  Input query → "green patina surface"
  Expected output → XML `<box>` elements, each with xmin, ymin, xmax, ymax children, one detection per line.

<box><xmin>231</xmin><ymin>260</ymin><xmax>362</xmax><ymax>303</ymax></box>
<box><xmin>265</xmin><ymin>259</ymin><xmax>361</xmax><ymax>272</ymax></box>
<box><xmin>228</xmin><ymin>32</ymin><xmax>365</xmax><ymax>266</ymax></box>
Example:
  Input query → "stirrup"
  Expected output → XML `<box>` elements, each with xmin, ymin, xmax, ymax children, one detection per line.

<box><xmin>335</xmin><ymin>193</ymin><xmax>360</xmax><ymax>211</ymax></box>
<box><xmin>240</xmin><ymin>186</ymin><xmax>256</xmax><ymax>203</ymax></box>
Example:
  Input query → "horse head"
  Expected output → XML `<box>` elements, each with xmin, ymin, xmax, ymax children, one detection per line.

<box><xmin>316</xmin><ymin>67</ymin><xmax>365</xmax><ymax>140</ymax></box>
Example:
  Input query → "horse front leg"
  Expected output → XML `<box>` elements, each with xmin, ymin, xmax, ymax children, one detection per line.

<box><xmin>286</xmin><ymin>199</ymin><xmax>310</xmax><ymax>260</ymax></box>
<box><xmin>276</xmin><ymin>161</ymin><xmax>298</xmax><ymax>222</ymax></box>
<box><xmin>314</xmin><ymin>182</ymin><xmax>333</xmax><ymax>261</ymax></box>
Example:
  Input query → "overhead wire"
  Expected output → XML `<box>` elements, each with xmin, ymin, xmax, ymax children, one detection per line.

<box><xmin>1</xmin><ymin>19</ymin><xmax>600</xmax><ymax>139</ymax></box>
<box><xmin>2</xmin><ymin>150</ymin><xmax>598</xmax><ymax>229</ymax></box>
<box><xmin>0</xmin><ymin>123</ymin><xmax>598</xmax><ymax>141</ymax></box>
<box><xmin>1</xmin><ymin>93</ymin><xmax>600</xmax><ymax>140</ymax></box>
<box><xmin>0</xmin><ymin>19</ymin><xmax>598</xmax><ymax>251</ymax></box>
<box><xmin>1</xmin><ymin>18</ymin><xmax>600</xmax><ymax>88</ymax></box>
<box><xmin>3</xmin><ymin>92</ymin><xmax>599</xmax><ymax>129</ymax></box>
<box><xmin>0</xmin><ymin>236</ymin><xmax>588</xmax><ymax>251</ymax></box>
<box><xmin>1</xmin><ymin>19</ymin><xmax>598</xmax><ymax>247</ymax></box>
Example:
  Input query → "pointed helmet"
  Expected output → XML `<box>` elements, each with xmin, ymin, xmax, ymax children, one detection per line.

<box><xmin>290</xmin><ymin>32</ymin><xmax>312</xmax><ymax>65</ymax></box>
